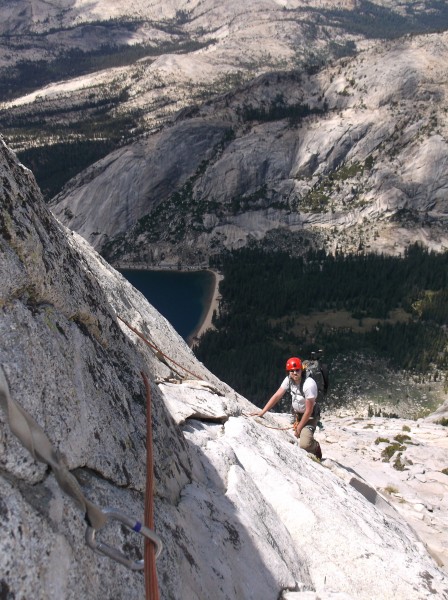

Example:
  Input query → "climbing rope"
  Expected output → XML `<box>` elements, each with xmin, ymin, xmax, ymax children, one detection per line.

<box><xmin>141</xmin><ymin>372</ymin><xmax>160</xmax><ymax>600</ymax></box>
<box><xmin>118</xmin><ymin>316</ymin><xmax>204</xmax><ymax>381</ymax></box>
<box><xmin>0</xmin><ymin>365</ymin><xmax>162</xmax><ymax>571</ymax></box>
<box><xmin>243</xmin><ymin>412</ymin><xmax>295</xmax><ymax>431</ymax></box>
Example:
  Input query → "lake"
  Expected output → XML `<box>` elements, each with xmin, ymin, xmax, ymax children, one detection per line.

<box><xmin>119</xmin><ymin>269</ymin><xmax>215</xmax><ymax>342</ymax></box>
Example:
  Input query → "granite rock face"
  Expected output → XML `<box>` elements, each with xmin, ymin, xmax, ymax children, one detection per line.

<box><xmin>50</xmin><ymin>31</ymin><xmax>448</xmax><ymax>266</ymax></box>
<box><xmin>1</xmin><ymin>138</ymin><xmax>448</xmax><ymax>599</ymax></box>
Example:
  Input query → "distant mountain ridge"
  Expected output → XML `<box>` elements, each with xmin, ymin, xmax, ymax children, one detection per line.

<box><xmin>1</xmin><ymin>1</ymin><xmax>448</xmax><ymax>263</ymax></box>
<box><xmin>51</xmin><ymin>31</ymin><xmax>448</xmax><ymax>265</ymax></box>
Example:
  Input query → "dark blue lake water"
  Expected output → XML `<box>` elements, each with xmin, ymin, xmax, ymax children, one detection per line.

<box><xmin>119</xmin><ymin>269</ymin><xmax>215</xmax><ymax>342</ymax></box>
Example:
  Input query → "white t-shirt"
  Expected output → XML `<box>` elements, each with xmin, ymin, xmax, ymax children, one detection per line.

<box><xmin>281</xmin><ymin>376</ymin><xmax>318</xmax><ymax>414</ymax></box>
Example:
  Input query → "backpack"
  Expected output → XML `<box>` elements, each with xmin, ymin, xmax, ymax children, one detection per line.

<box><xmin>302</xmin><ymin>354</ymin><xmax>329</xmax><ymax>406</ymax></box>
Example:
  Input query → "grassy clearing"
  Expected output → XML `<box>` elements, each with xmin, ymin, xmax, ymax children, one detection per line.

<box><xmin>273</xmin><ymin>307</ymin><xmax>412</xmax><ymax>336</ymax></box>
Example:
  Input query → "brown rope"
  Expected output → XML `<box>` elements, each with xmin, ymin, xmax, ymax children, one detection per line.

<box><xmin>119</xmin><ymin>316</ymin><xmax>204</xmax><ymax>381</ymax></box>
<box><xmin>243</xmin><ymin>413</ymin><xmax>295</xmax><ymax>431</ymax></box>
<box><xmin>142</xmin><ymin>372</ymin><xmax>160</xmax><ymax>600</ymax></box>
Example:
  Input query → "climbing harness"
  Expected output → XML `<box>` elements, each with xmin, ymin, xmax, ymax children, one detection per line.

<box><xmin>118</xmin><ymin>316</ymin><xmax>204</xmax><ymax>381</ymax></box>
<box><xmin>0</xmin><ymin>365</ymin><xmax>162</xmax><ymax>574</ymax></box>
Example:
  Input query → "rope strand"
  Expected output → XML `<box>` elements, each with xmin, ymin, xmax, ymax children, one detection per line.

<box><xmin>242</xmin><ymin>413</ymin><xmax>295</xmax><ymax>431</ymax></box>
<box><xmin>119</xmin><ymin>316</ymin><xmax>204</xmax><ymax>381</ymax></box>
<box><xmin>142</xmin><ymin>372</ymin><xmax>160</xmax><ymax>600</ymax></box>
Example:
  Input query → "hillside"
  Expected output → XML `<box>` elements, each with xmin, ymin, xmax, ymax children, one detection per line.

<box><xmin>1</xmin><ymin>2</ymin><xmax>448</xmax><ymax>261</ymax></box>
<box><xmin>45</xmin><ymin>29</ymin><xmax>448</xmax><ymax>265</ymax></box>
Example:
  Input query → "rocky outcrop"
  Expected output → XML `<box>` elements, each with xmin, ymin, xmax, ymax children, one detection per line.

<box><xmin>50</xmin><ymin>31</ymin><xmax>448</xmax><ymax>266</ymax></box>
<box><xmin>50</xmin><ymin>119</ymin><xmax>233</xmax><ymax>252</ymax></box>
<box><xmin>2</xmin><ymin>138</ymin><xmax>448</xmax><ymax>598</ymax></box>
<box><xmin>319</xmin><ymin>411</ymin><xmax>448</xmax><ymax>573</ymax></box>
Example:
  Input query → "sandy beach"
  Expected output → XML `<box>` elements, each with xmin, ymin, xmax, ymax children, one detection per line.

<box><xmin>189</xmin><ymin>270</ymin><xmax>223</xmax><ymax>346</ymax></box>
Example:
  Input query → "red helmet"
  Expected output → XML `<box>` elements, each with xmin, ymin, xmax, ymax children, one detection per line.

<box><xmin>286</xmin><ymin>357</ymin><xmax>302</xmax><ymax>371</ymax></box>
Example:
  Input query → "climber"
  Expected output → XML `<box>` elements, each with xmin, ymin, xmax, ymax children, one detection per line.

<box><xmin>250</xmin><ymin>357</ymin><xmax>322</xmax><ymax>459</ymax></box>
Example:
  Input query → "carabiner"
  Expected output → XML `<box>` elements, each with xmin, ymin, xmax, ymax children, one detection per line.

<box><xmin>85</xmin><ymin>507</ymin><xmax>163</xmax><ymax>570</ymax></box>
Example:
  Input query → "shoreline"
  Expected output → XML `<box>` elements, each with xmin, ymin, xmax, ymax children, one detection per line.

<box><xmin>114</xmin><ymin>262</ymin><xmax>210</xmax><ymax>272</ymax></box>
<box><xmin>115</xmin><ymin>262</ymin><xmax>223</xmax><ymax>347</ymax></box>
<box><xmin>188</xmin><ymin>270</ymin><xmax>223</xmax><ymax>347</ymax></box>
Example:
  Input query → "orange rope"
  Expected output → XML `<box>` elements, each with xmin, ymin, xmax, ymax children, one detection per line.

<box><xmin>142</xmin><ymin>372</ymin><xmax>160</xmax><ymax>600</ymax></box>
<box><xmin>119</xmin><ymin>316</ymin><xmax>204</xmax><ymax>381</ymax></box>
